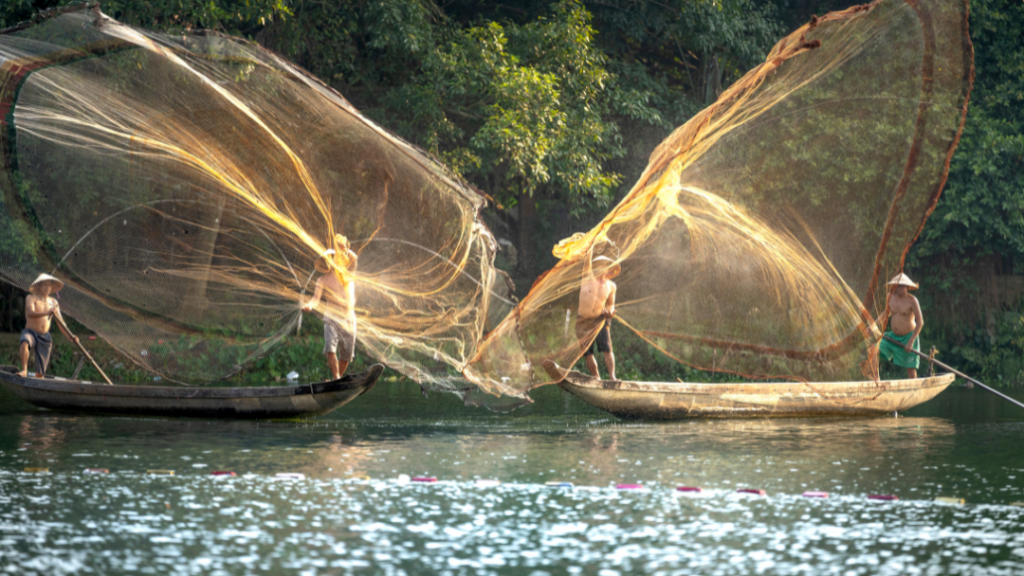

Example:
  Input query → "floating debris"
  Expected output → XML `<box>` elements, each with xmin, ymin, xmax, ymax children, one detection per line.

<box><xmin>412</xmin><ymin>477</ymin><xmax>437</xmax><ymax>483</ymax></box>
<box><xmin>146</xmin><ymin>470</ymin><xmax>175</xmax><ymax>476</ymax></box>
<box><xmin>868</xmin><ymin>494</ymin><xmax>899</xmax><ymax>501</ymax></box>
<box><xmin>803</xmin><ymin>491</ymin><xmax>829</xmax><ymax>498</ymax></box>
<box><xmin>84</xmin><ymin>468</ymin><xmax>109</xmax><ymax>474</ymax></box>
<box><xmin>737</xmin><ymin>489</ymin><xmax>767</xmax><ymax>496</ymax></box>
<box><xmin>935</xmin><ymin>497</ymin><xmax>965</xmax><ymax>505</ymax></box>
<box><xmin>545</xmin><ymin>481</ymin><xmax>574</xmax><ymax>488</ymax></box>
<box><xmin>23</xmin><ymin>467</ymin><xmax>48</xmax><ymax>473</ymax></box>
<box><xmin>616</xmin><ymin>484</ymin><xmax>644</xmax><ymax>490</ymax></box>
<box><xmin>676</xmin><ymin>486</ymin><xmax>703</xmax><ymax>493</ymax></box>
<box><xmin>275</xmin><ymin>473</ymin><xmax>305</xmax><ymax>480</ymax></box>
<box><xmin>211</xmin><ymin>471</ymin><xmax>236</xmax><ymax>476</ymax></box>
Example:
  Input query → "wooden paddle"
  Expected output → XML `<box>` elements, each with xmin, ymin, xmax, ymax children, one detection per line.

<box><xmin>52</xmin><ymin>312</ymin><xmax>113</xmax><ymax>386</ymax></box>
<box><xmin>882</xmin><ymin>335</ymin><xmax>1024</xmax><ymax>411</ymax></box>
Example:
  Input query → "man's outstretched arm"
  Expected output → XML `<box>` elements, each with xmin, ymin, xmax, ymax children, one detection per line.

<box><xmin>581</xmin><ymin>245</ymin><xmax>594</xmax><ymax>281</ymax></box>
<box><xmin>906</xmin><ymin>297</ymin><xmax>924</xmax><ymax>351</ymax></box>
<box><xmin>51</xmin><ymin>305</ymin><xmax>79</xmax><ymax>343</ymax></box>
<box><xmin>302</xmin><ymin>278</ymin><xmax>325</xmax><ymax>312</ymax></box>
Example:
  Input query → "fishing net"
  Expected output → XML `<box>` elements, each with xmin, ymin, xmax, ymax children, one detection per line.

<box><xmin>466</xmin><ymin>0</ymin><xmax>973</xmax><ymax>396</ymax></box>
<box><xmin>0</xmin><ymin>5</ymin><xmax>511</xmax><ymax>388</ymax></box>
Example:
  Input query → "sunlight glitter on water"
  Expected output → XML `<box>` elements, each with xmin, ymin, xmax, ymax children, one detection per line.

<box><xmin>1</xmin><ymin>384</ymin><xmax>1023</xmax><ymax>575</ymax></box>
<box><xmin>2</xmin><ymin>471</ymin><xmax>1024</xmax><ymax>575</ymax></box>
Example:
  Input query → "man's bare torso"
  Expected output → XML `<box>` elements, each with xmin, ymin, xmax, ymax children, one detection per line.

<box><xmin>579</xmin><ymin>278</ymin><xmax>615</xmax><ymax>319</ymax></box>
<box><xmin>319</xmin><ymin>274</ymin><xmax>356</xmax><ymax>321</ymax></box>
<box><xmin>887</xmin><ymin>292</ymin><xmax>919</xmax><ymax>336</ymax></box>
<box><xmin>25</xmin><ymin>295</ymin><xmax>53</xmax><ymax>333</ymax></box>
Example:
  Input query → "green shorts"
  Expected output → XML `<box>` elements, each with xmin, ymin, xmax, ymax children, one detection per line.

<box><xmin>878</xmin><ymin>330</ymin><xmax>919</xmax><ymax>369</ymax></box>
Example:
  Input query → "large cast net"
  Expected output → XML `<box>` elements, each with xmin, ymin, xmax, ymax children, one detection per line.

<box><xmin>466</xmin><ymin>0</ymin><xmax>973</xmax><ymax>396</ymax></box>
<box><xmin>0</xmin><ymin>5</ymin><xmax>510</xmax><ymax>387</ymax></box>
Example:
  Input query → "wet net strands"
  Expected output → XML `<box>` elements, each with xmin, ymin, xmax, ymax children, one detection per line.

<box><xmin>466</xmin><ymin>0</ymin><xmax>973</xmax><ymax>398</ymax></box>
<box><xmin>0</xmin><ymin>4</ymin><xmax>511</xmax><ymax>393</ymax></box>
<box><xmin>0</xmin><ymin>0</ymin><xmax>973</xmax><ymax>406</ymax></box>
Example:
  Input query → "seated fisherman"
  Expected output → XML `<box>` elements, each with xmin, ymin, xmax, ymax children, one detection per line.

<box><xmin>302</xmin><ymin>236</ymin><xmax>359</xmax><ymax>380</ymax></box>
<box><xmin>19</xmin><ymin>273</ymin><xmax>78</xmax><ymax>378</ymax></box>
<box><xmin>575</xmin><ymin>249</ymin><xmax>620</xmax><ymax>380</ymax></box>
<box><xmin>876</xmin><ymin>273</ymin><xmax>924</xmax><ymax>379</ymax></box>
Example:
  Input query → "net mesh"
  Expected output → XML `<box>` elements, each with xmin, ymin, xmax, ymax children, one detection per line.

<box><xmin>0</xmin><ymin>5</ymin><xmax>511</xmax><ymax>389</ymax></box>
<box><xmin>0</xmin><ymin>0</ymin><xmax>973</xmax><ymax>401</ymax></box>
<box><xmin>465</xmin><ymin>0</ymin><xmax>973</xmax><ymax>396</ymax></box>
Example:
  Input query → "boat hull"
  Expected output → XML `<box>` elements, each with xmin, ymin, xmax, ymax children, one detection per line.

<box><xmin>0</xmin><ymin>364</ymin><xmax>384</xmax><ymax>419</ymax></box>
<box><xmin>557</xmin><ymin>370</ymin><xmax>955</xmax><ymax>419</ymax></box>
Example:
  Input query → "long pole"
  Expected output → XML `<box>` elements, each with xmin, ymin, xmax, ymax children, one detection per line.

<box><xmin>52</xmin><ymin>314</ymin><xmax>113</xmax><ymax>386</ymax></box>
<box><xmin>883</xmin><ymin>335</ymin><xmax>1024</xmax><ymax>411</ymax></box>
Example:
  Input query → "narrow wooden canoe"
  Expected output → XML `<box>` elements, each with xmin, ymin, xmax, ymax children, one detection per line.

<box><xmin>551</xmin><ymin>365</ymin><xmax>955</xmax><ymax>419</ymax></box>
<box><xmin>0</xmin><ymin>364</ymin><xmax>384</xmax><ymax>419</ymax></box>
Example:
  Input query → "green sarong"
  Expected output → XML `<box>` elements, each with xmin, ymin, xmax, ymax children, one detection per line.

<box><xmin>878</xmin><ymin>330</ymin><xmax>920</xmax><ymax>369</ymax></box>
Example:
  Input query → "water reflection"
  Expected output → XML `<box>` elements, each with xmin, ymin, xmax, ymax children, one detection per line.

<box><xmin>1</xmin><ymin>384</ymin><xmax>1022</xmax><ymax>575</ymax></box>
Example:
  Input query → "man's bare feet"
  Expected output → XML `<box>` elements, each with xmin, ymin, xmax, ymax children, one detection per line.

<box><xmin>17</xmin><ymin>369</ymin><xmax>27</xmax><ymax>377</ymax></box>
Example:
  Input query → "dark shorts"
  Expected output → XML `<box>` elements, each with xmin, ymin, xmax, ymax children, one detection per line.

<box><xmin>575</xmin><ymin>316</ymin><xmax>612</xmax><ymax>356</ymax></box>
<box><xmin>20</xmin><ymin>328</ymin><xmax>53</xmax><ymax>375</ymax></box>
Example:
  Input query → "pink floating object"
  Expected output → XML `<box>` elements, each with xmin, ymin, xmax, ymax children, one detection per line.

<box><xmin>616</xmin><ymin>484</ymin><xmax>644</xmax><ymax>490</ymax></box>
<box><xmin>412</xmin><ymin>477</ymin><xmax>437</xmax><ymax>483</ymax></box>
<box><xmin>88</xmin><ymin>336</ymin><xmax>96</xmax><ymax>340</ymax></box>
<box><xmin>158</xmin><ymin>340</ymin><xmax>164</xmax><ymax>344</ymax></box>
<box><xmin>868</xmin><ymin>494</ymin><xmax>899</xmax><ymax>501</ymax></box>
<box><xmin>803</xmin><ymin>491</ymin><xmax>829</xmax><ymax>498</ymax></box>
<box><xmin>737</xmin><ymin>488</ymin><xmax>767</xmax><ymax>496</ymax></box>
<box><xmin>211</xmin><ymin>471</ymin><xmax>236</xmax><ymax>476</ymax></box>
<box><xmin>676</xmin><ymin>486</ymin><xmax>703</xmax><ymax>493</ymax></box>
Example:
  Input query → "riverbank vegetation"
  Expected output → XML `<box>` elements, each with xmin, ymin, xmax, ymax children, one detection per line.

<box><xmin>2</xmin><ymin>0</ymin><xmax>1021</xmax><ymax>385</ymax></box>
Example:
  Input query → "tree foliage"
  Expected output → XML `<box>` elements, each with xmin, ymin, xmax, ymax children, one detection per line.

<box><xmin>911</xmin><ymin>0</ymin><xmax>1024</xmax><ymax>265</ymax></box>
<box><xmin>5</xmin><ymin>0</ymin><xmax>1022</xmax><ymax>380</ymax></box>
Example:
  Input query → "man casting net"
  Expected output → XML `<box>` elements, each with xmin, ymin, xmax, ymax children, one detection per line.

<box><xmin>465</xmin><ymin>0</ymin><xmax>973</xmax><ymax>397</ymax></box>
<box><xmin>0</xmin><ymin>5</ymin><xmax>509</xmax><ymax>389</ymax></box>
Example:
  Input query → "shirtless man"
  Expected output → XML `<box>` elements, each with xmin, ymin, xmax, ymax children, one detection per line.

<box><xmin>19</xmin><ymin>274</ymin><xmax>78</xmax><ymax>378</ymax></box>
<box><xmin>876</xmin><ymin>273</ymin><xmax>924</xmax><ymax>378</ymax></box>
<box><xmin>302</xmin><ymin>237</ymin><xmax>359</xmax><ymax>380</ymax></box>
<box><xmin>575</xmin><ymin>250</ymin><xmax>620</xmax><ymax>380</ymax></box>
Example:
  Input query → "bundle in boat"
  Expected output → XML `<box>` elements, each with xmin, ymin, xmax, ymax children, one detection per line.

<box><xmin>466</xmin><ymin>0</ymin><xmax>973</xmax><ymax>403</ymax></box>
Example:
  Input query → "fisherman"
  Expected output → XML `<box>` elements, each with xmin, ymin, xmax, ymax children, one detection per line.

<box><xmin>18</xmin><ymin>274</ymin><xmax>78</xmax><ymax>378</ymax></box>
<box><xmin>576</xmin><ymin>250</ymin><xmax>620</xmax><ymax>380</ymax></box>
<box><xmin>302</xmin><ymin>235</ymin><xmax>359</xmax><ymax>380</ymax></box>
<box><xmin>877</xmin><ymin>273</ymin><xmax>924</xmax><ymax>379</ymax></box>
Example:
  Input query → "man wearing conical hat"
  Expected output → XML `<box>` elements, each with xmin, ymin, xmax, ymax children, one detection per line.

<box><xmin>576</xmin><ymin>248</ymin><xmax>621</xmax><ymax>380</ymax></box>
<box><xmin>877</xmin><ymin>273</ymin><xmax>924</xmax><ymax>379</ymax></box>
<box><xmin>302</xmin><ymin>235</ymin><xmax>359</xmax><ymax>380</ymax></box>
<box><xmin>18</xmin><ymin>274</ymin><xmax>79</xmax><ymax>378</ymax></box>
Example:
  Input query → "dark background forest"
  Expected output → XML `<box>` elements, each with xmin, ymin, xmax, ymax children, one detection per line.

<box><xmin>2</xmin><ymin>0</ymin><xmax>1022</xmax><ymax>384</ymax></box>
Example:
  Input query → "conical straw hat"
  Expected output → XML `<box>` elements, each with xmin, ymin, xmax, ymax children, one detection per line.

<box><xmin>886</xmin><ymin>273</ymin><xmax>918</xmax><ymax>289</ymax></box>
<box><xmin>30</xmin><ymin>273</ymin><xmax>64</xmax><ymax>292</ymax></box>
<box><xmin>593</xmin><ymin>255</ymin><xmax>621</xmax><ymax>278</ymax></box>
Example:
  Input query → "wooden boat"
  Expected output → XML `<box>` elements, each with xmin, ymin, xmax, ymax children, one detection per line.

<box><xmin>0</xmin><ymin>364</ymin><xmax>384</xmax><ymax>419</ymax></box>
<box><xmin>546</xmin><ymin>362</ymin><xmax>956</xmax><ymax>419</ymax></box>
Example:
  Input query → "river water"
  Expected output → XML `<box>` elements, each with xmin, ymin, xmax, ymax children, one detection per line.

<box><xmin>1</xmin><ymin>379</ymin><xmax>1022</xmax><ymax>575</ymax></box>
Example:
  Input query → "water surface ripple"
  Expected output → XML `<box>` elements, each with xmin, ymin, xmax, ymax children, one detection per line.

<box><xmin>1</xmin><ymin>384</ymin><xmax>1022</xmax><ymax>575</ymax></box>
